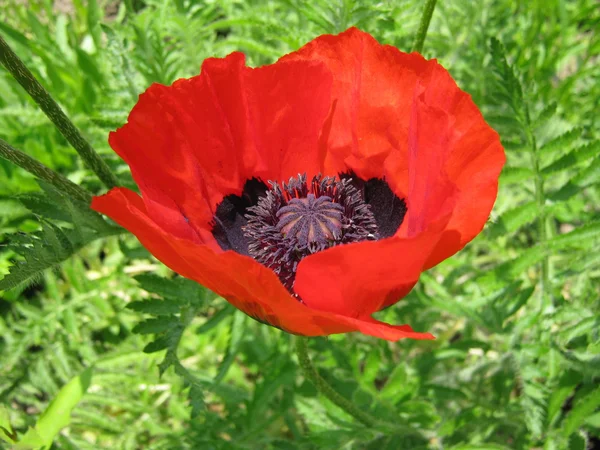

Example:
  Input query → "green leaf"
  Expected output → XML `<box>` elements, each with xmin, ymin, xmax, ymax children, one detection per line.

<box><xmin>86</xmin><ymin>0</ymin><xmax>103</xmax><ymax>50</ymax></box>
<box><xmin>547</xmin><ymin>371</ymin><xmax>581</xmax><ymax>427</ymax></box>
<box><xmin>568</xmin><ymin>432</ymin><xmax>587</xmax><ymax>450</ymax></box>
<box><xmin>551</xmin><ymin>156</ymin><xmax>600</xmax><ymax>201</ymax></box>
<box><xmin>489</xmin><ymin>201</ymin><xmax>538</xmax><ymax>237</ymax></box>
<box><xmin>585</xmin><ymin>412</ymin><xmax>600</xmax><ymax>427</ymax></box>
<box><xmin>16</xmin><ymin>368</ymin><xmax>93</xmax><ymax>449</ymax></box>
<box><xmin>533</xmin><ymin>101</ymin><xmax>557</xmax><ymax>127</ymax></box>
<box><xmin>0</xmin><ymin>223</ymin><xmax>75</xmax><ymax>291</ymax></box>
<box><xmin>13</xmin><ymin>428</ymin><xmax>44</xmax><ymax>450</ymax></box>
<box><xmin>127</xmin><ymin>299</ymin><xmax>181</xmax><ymax>316</ymax></box>
<box><xmin>142</xmin><ymin>335</ymin><xmax>173</xmax><ymax>354</ymax></box>
<box><xmin>134</xmin><ymin>273</ymin><xmax>206</xmax><ymax>304</ymax></box>
<box><xmin>0</xmin><ymin>405</ymin><xmax>17</xmax><ymax>444</ymax></box>
<box><xmin>489</xmin><ymin>37</ymin><xmax>524</xmax><ymax>113</ymax></box>
<box><xmin>539</xmin><ymin>128</ymin><xmax>583</xmax><ymax>155</ymax></box>
<box><xmin>542</xmin><ymin>142</ymin><xmax>600</xmax><ymax>175</ymax></box>
<box><xmin>0</xmin><ymin>183</ymin><xmax>121</xmax><ymax>291</ymax></box>
<box><xmin>562</xmin><ymin>388</ymin><xmax>600</xmax><ymax>436</ymax></box>
<box><xmin>188</xmin><ymin>385</ymin><xmax>206</xmax><ymax>419</ymax></box>
<box><xmin>196</xmin><ymin>304</ymin><xmax>234</xmax><ymax>334</ymax></box>
<box><xmin>522</xmin><ymin>379</ymin><xmax>548</xmax><ymax>438</ymax></box>
<box><xmin>132</xmin><ymin>317</ymin><xmax>179</xmax><ymax>334</ymax></box>
<box><xmin>548</xmin><ymin>221</ymin><xmax>600</xmax><ymax>249</ymax></box>
<box><xmin>214</xmin><ymin>310</ymin><xmax>246</xmax><ymax>383</ymax></box>
<box><xmin>499</xmin><ymin>166</ymin><xmax>534</xmax><ymax>184</ymax></box>
<box><xmin>482</xmin><ymin>222</ymin><xmax>600</xmax><ymax>284</ymax></box>
<box><xmin>559</xmin><ymin>316</ymin><xmax>598</xmax><ymax>345</ymax></box>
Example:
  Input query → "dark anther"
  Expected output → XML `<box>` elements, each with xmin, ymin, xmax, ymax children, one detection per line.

<box><xmin>242</xmin><ymin>174</ymin><xmax>379</xmax><ymax>292</ymax></box>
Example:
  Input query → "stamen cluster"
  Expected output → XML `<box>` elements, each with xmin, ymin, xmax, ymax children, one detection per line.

<box><xmin>243</xmin><ymin>174</ymin><xmax>379</xmax><ymax>292</ymax></box>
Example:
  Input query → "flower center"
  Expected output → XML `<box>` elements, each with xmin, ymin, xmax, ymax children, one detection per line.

<box><xmin>242</xmin><ymin>174</ymin><xmax>379</xmax><ymax>293</ymax></box>
<box><xmin>276</xmin><ymin>194</ymin><xmax>343</xmax><ymax>246</ymax></box>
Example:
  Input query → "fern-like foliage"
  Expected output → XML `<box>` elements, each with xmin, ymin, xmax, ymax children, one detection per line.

<box><xmin>128</xmin><ymin>272</ymin><xmax>240</xmax><ymax>419</ymax></box>
<box><xmin>0</xmin><ymin>182</ymin><xmax>121</xmax><ymax>291</ymax></box>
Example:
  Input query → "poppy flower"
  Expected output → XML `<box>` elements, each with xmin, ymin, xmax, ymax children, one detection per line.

<box><xmin>92</xmin><ymin>28</ymin><xmax>504</xmax><ymax>341</ymax></box>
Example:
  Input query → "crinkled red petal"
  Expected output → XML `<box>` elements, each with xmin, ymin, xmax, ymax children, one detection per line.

<box><xmin>92</xmin><ymin>188</ymin><xmax>434</xmax><ymax>341</ymax></box>
<box><xmin>280</xmin><ymin>28</ymin><xmax>505</xmax><ymax>306</ymax></box>
<box><xmin>294</xmin><ymin>214</ymin><xmax>450</xmax><ymax>317</ymax></box>
<box><xmin>109</xmin><ymin>52</ymin><xmax>333</xmax><ymax>243</ymax></box>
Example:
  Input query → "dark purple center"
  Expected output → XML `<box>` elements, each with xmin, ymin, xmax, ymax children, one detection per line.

<box><xmin>211</xmin><ymin>173</ymin><xmax>407</xmax><ymax>295</ymax></box>
<box><xmin>242</xmin><ymin>174</ymin><xmax>379</xmax><ymax>292</ymax></box>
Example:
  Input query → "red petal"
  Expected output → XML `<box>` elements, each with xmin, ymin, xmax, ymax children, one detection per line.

<box><xmin>92</xmin><ymin>189</ymin><xmax>433</xmax><ymax>341</ymax></box>
<box><xmin>294</xmin><ymin>214</ymin><xmax>450</xmax><ymax>316</ymax></box>
<box><xmin>110</xmin><ymin>53</ymin><xmax>332</xmax><ymax>241</ymax></box>
<box><xmin>280</xmin><ymin>27</ymin><xmax>429</xmax><ymax>198</ymax></box>
<box><xmin>416</xmin><ymin>67</ymin><xmax>505</xmax><ymax>267</ymax></box>
<box><xmin>283</xmin><ymin>27</ymin><xmax>504</xmax><ymax>266</ymax></box>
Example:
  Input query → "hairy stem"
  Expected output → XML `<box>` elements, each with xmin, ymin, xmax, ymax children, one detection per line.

<box><xmin>295</xmin><ymin>337</ymin><xmax>377</xmax><ymax>426</ymax></box>
<box><xmin>0</xmin><ymin>138</ymin><xmax>92</xmax><ymax>203</ymax></box>
<box><xmin>0</xmin><ymin>35</ymin><xmax>119</xmax><ymax>189</ymax></box>
<box><xmin>412</xmin><ymin>0</ymin><xmax>438</xmax><ymax>53</ymax></box>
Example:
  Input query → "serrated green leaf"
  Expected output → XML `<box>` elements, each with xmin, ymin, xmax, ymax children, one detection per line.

<box><xmin>559</xmin><ymin>316</ymin><xmax>598</xmax><ymax>345</ymax></box>
<box><xmin>551</xmin><ymin>156</ymin><xmax>600</xmax><ymax>201</ymax></box>
<box><xmin>38</xmin><ymin>182</ymin><xmax>116</xmax><ymax>233</ymax></box>
<box><xmin>562</xmin><ymin>388</ymin><xmax>600</xmax><ymax>436</ymax></box>
<box><xmin>143</xmin><ymin>335</ymin><xmax>172</xmax><ymax>354</ymax></box>
<box><xmin>127</xmin><ymin>299</ymin><xmax>181</xmax><ymax>316</ymax></box>
<box><xmin>489</xmin><ymin>201</ymin><xmax>538</xmax><ymax>237</ymax></box>
<box><xmin>548</xmin><ymin>221</ymin><xmax>600</xmax><ymax>249</ymax></box>
<box><xmin>542</xmin><ymin>142</ymin><xmax>600</xmax><ymax>175</ymax></box>
<box><xmin>188</xmin><ymin>385</ymin><xmax>206</xmax><ymax>419</ymax></box>
<box><xmin>539</xmin><ymin>128</ymin><xmax>583</xmax><ymax>155</ymax></box>
<box><xmin>17</xmin><ymin>193</ymin><xmax>74</xmax><ymax>223</ymax></box>
<box><xmin>132</xmin><ymin>317</ymin><xmax>179</xmax><ymax>334</ymax></box>
<box><xmin>499</xmin><ymin>166</ymin><xmax>534</xmax><ymax>184</ymax></box>
<box><xmin>547</xmin><ymin>371</ymin><xmax>581</xmax><ymax>427</ymax></box>
<box><xmin>134</xmin><ymin>273</ymin><xmax>205</xmax><ymax>304</ymax></box>
<box><xmin>0</xmin><ymin>181</ymin><xmax>121</xmax><ymax>291</ymax></box>
<box><xmin>0</xmin><ymin>223</ymin><xmax>75</xmax><ymax>291</ymax></box>
<box><xmin>489</xmin><ymin>37</ymin><xmax>524</xmax><ymax>111</ymax></box>
<box><xmin>533</xmin><ymin>102</ymin><xmax>557</xmax><ymax>127</ymax></box>
<box><xmin>483</xmin><ymin>222</ymin><xmax>600</xmax><ymax>284</ymax></box>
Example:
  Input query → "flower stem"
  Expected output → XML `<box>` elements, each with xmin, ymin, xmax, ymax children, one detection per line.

<box><xmin>295</xmin><ymin>337</ymin><xmax>379</xmax><ymax>428</ymax></box>
<box><xmin>525</xmin><ymin>109</ymin><xmax>551</xmax><ymax>309</ymax></box>
<box><xmin>412</xmin><ymin>0</ymin><xmax>438</xmax><ymax>53</ymax></box>
<box><xmin>0</xmin><ymin>138</ymin><xmax>92</xmax><ymax>204</ymax></box>
<box><xmin>0</xmin><ymin>35</ymin><xmax>119</xmax><ymax>189</ymax></box>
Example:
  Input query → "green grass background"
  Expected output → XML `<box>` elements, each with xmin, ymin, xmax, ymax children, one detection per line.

<box><xmin>0</xmin><ymin>0</ymin><xmax>599</xmax><ymax>449</ymax></box>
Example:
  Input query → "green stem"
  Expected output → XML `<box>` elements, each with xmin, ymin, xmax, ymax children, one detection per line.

<box><xmin>0</xmin><ymin>138</ymin><xmax>92</xmax><ymax>203</ymax></box>
<box><xmin>294</xmin><ymin>337</ymin><xmax>380</xmax><ymax>428</ymax></box>
<box><xmin>0</xmin><ymin>35</ymin><xmax>119</xmax><ymax>189</ymax></box>
<box><xmin>412</xmin><ymin>0</ymin><xmax>438</xmax><ymax>53</ymax></box>
<box><xmin>525</xmin><ymin>109</ymin><xmax>550</xmax><ymax>309</ymax></box>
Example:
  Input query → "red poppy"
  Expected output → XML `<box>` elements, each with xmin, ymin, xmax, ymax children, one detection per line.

<box><xmin>92</xmin><ymin>28</ymin><xmax>504</xmax><ymax>341</ymax></box>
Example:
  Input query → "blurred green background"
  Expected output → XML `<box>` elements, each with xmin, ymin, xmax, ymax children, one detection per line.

<box><xmin>0</xmin><ymin>0</ymin><xmax>599</xmax><ymax>449</ymax></box>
